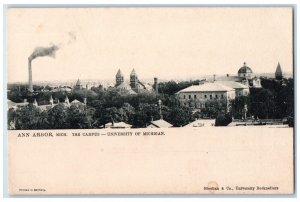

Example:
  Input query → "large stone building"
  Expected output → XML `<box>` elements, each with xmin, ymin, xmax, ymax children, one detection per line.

<box><xmin>115</xmin><ymin>68</ymin><xmax>157</xmax><ymax>94</ymax></box>
<box><xmin>176</xmin><ymin>82</ymin><xmax>237</xmax><ymax>109</ymax></box>
<box><xmin>176</xmin><ymin>62</ymin><xmax>259</xmax><ymax>109</ymax></box>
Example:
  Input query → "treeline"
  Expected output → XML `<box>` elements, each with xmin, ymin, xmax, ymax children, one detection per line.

<box><xmin>230</xmin><ymin>78</ymin><xmax>293</xmax><ymax>119</ymax></box>
<box><xmin>8</xmin><ymin>94</ymin><xmax>195</xmax><ymax>129</ymax></box>
<box><xmin>7</xmin><ymin>77</ymin><xmax>294</xmax><ymax>129</ymax></box>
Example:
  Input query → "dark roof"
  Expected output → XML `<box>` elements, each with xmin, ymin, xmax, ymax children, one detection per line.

<box><xmin>75</xmin><ymin>79</ymin><xmax>81</xmax><ymax>86</ymax></box>
<box><xmin>275</xmin><ymin>62</ymin><xmax>283</xmax><ymax>76</ymax></box>
<box><xmin>238</xmin><ymin>62</ymin><xmax>253</xmax><ymax>74</ymax></box>
<box><xmin>130</xmin><ymin>69</ymin><xmax>136</xmax><ymax>76</ymax></box>
<box><xmin>116</xmin><ymin>69</ymin><xmax>123</xmax><ymax>77</ymax></box>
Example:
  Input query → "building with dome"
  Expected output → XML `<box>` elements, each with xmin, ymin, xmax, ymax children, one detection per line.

<box><xmin>176</xmin><ymin>62</ymin><xmax>261</xmax><ymax>110</ymax></box>
<box><xmin>238</xmin><ymin>62</ymin><xmax>253</xmax><ymax>79</ymax></box>
<box><xmin>215</xmin><ymin>62</ymin><xmax>261</xmax><ymax>88</ymax></box>
<box><xmin>237</xmin><ymin>62</ymin><xmax>261</xmax><ymax>88</ymax></box>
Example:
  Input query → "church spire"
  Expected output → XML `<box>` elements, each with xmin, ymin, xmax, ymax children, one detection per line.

<box><xmin>115</xmin><ymin>69</ymin><xmax>124</xmax><ymax>86</ymax></box>
<box><xmin>130</xmin><ymin>68</ymin><xmax>139</xmax><ymax>93</ymax></box>
<box><xmin>116</xmin><ymin>69</ymin><xmax>123</xmax><ymax>77</ymax></box>
<box><xmin>275</xmin><ymin>62</ymin><xmax>283</xmax><ymax>80</ymax></box>
<box><xmin>130</xmin><ymin>68</ymin><xmax>136</xmax><ymax>76</ymax></box>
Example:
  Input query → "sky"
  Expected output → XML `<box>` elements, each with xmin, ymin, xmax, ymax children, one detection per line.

<box><xmin>7</xmin><ymin>7</ymin><xmax>293</xmax><ymax>83</ymax></box>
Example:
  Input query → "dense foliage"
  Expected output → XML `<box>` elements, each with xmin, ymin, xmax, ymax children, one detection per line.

<box><xmin>7</xmin><ymin>77</ymin><xmax>293</xmax><ymax>129</ymax></box>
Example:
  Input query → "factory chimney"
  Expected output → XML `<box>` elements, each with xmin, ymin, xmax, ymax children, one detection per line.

<box><xmin>28</xmin><ymin>45</ymin><xmax>59</xmax><ymax>93</ymax></box>
<box><xmin>28</xmin><ymin>59</ymin><xmax>33</xmax><ymax>92</ymax></box>
<box><xmin>154</xmin><ymin>77</ymin><xmax>158</xmax><ymax>94</ymax></box>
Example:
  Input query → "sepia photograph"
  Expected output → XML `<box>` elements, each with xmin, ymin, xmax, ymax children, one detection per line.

<box><xmin>5</xmin><ymin>6</ymin><xmax>295</xmax><ymax>195</ymax></box>
<box><xmin>6</xmin><ymin>8</ymin><xmax>294</xmax><ymax>130</ymax></box>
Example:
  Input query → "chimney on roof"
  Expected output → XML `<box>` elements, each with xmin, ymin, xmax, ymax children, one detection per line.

<box><xmin>213</xmin><ymin>74</ymin><xmax>216</xmax><ymax>82</ymax></box>
<box><xmin>226</xmin><ymin>74</ymin><xmax>230</xmax><ymax>77</ymax></box>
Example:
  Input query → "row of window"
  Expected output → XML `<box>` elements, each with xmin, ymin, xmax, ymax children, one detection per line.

<box><xmin>182</xmin><ymin>94</ymin><xmax>225</xmax><ymax>100</ymax></box>
<box><xmin>182</xmin><ymin>102</ymin><xmax>208</xmax><ymax>108</ymax></box>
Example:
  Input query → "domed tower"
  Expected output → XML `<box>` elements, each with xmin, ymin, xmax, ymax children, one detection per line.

<box><xmin>130</xmin><ymin>68</ymin><xmax>139</xmax><ymax>93</ymax></box>
<box><xmin>115</xmin><ymin>69</ymin><xmax>124</xmax><ymax>86</ymax></box>
<box><xmin>275</xmin><ymin>62</ymin><xmax>283</xmax><ymax>80</ymax></box>
<box><xmin>238</xmin><ymin>62</ymin><xmax>253</xmax><ymax>79</ymax></box>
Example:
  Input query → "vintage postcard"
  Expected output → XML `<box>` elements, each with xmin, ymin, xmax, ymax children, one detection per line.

<box><xmin>6</xmin><ymin>7</ymin><xmax>294</xmax><ymax>195</ymax></box>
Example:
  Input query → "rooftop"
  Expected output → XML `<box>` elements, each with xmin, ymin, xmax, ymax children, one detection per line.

<box><xmin>177</xmin><ymin>82</ymin><xmax>234</xmax><ymax>93</ymax></box>
<box><xmin>275</xmin><ymin>62</ymin><xmax>283</xmax><ymax>75</ymax></box>
<box><xmin>215</xmin><ymin>81</ymin><xmax>249</xmax><ymax>89</ymax></box>
<box><xmin>116</xmin><ymin>69</ymin><xmax>123</xmax><ymax>77</ymax></box>
<box><xmin>149</xmin><ymin>119</ymin><xmax>173</xmax><ymax>128</ymax></box>
<box><xmin>105</xmin><ymin>121</ymin><xmax>132</xmax><ymax>128</ymax></box>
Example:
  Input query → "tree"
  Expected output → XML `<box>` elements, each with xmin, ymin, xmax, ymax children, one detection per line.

<box><xmin>215</xmin><ymin>113</ymin><xmax>232</xmax><ymax>126</ymax></box>
<box><xmin>14</xmin><ymin>104</ymin><xmax>43</xmax><ymax>130</ymax></box>
<box><xmin>201</xmin><ymin>100</ymin><xmax>227</xmax><ymax>118</ymax></box>
<box><xmin>231</xmin><ymin>96</ymin><xmax>250</xmax><ymax>119</ymax></box>
<box><xmin>249</xmin><ymin>88</ymin><xmax>275</xmax><ymax>119</ymax></box>
<box><xmin>132</xmin><ymin>103</ymin><xmax>160</xmax><ymax>128</ymax></box>
<box><xmin>37</xmin><ymin>110</ymin><xmax>51</xmax><ymax>129</ymax></box>
<box><xmin>119</xmin><ymin>103</ymin><xmax>135</xmax><ymax>123</ymax></box>
<box><xmin>47</xmin><ymin>104</ymin><xmax>68</xmax><ymax>129</ymax></box>
<box><xmin>66</xmin><ymin>105</ymin><xmax>91</xmax><ymax>129</ymax></box>
<box><xmin>165</xmin><ymin>106</ymin><xmax>193</xmax><ymax>127</ymax></box>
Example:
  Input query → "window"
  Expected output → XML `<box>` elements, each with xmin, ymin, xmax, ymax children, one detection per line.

<box><xmin>183</xmin><ymin>95</ymin><xmax>186</xmax><ymax>99</ymax></box>
<box><xmin>215</xmin><ymin>94</ymin><xmax>218</xmax><ymax>99</ymax></box>
<box><xmin>221</xmin><ymin>94</ymin><xmax>224</xmax><ymax>99</ymax></box>
<box><xmin>210</xmin><ymin>95</ymin><xmax>212</xmax><ymax>99</ymax></box>
<box><xmin>204</xmin><ymin>95</ymin><xmax>207</xmax><ymax>99</ymax></box>
<box><xmin>189</xmin><ymin>95</ymin><xmax>191</xmax><ymax>99</ymax></box>
<box><xmin>194</xmin><ymin>94</ymin><xmax>197</xmax><ymax>99</ymax></box>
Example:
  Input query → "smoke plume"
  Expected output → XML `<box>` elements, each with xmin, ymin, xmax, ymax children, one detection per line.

<box><xmin>28</xmin><ymin>45</ymin><xmax>59</xmax><ymax>61</ymax></box>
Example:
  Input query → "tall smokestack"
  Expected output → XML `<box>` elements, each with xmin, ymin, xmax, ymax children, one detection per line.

<box><xmin>28</xmin><ymin>59</ymin><xmax>33</xmax><ymax>92</ymax></box>
<box><xmin>28</xmin><ymin>45</ymin><xmax>59</xmax><ymax>92</ymax></box>
<box><xmin>154</xmin><ymin>77</ymin><xmax>158</xmax><ymax>94</ymax></box>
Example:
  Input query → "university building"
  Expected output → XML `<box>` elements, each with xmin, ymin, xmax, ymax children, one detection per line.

<box><xmin>176</xmin><ymin>62</ymin><xmax>260</xmax><ymax>109</ymax></box>
<box><xmin>114</xmin><ymin>68</ymin><xmax>158</xmax><ymax>95</ymax></box>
